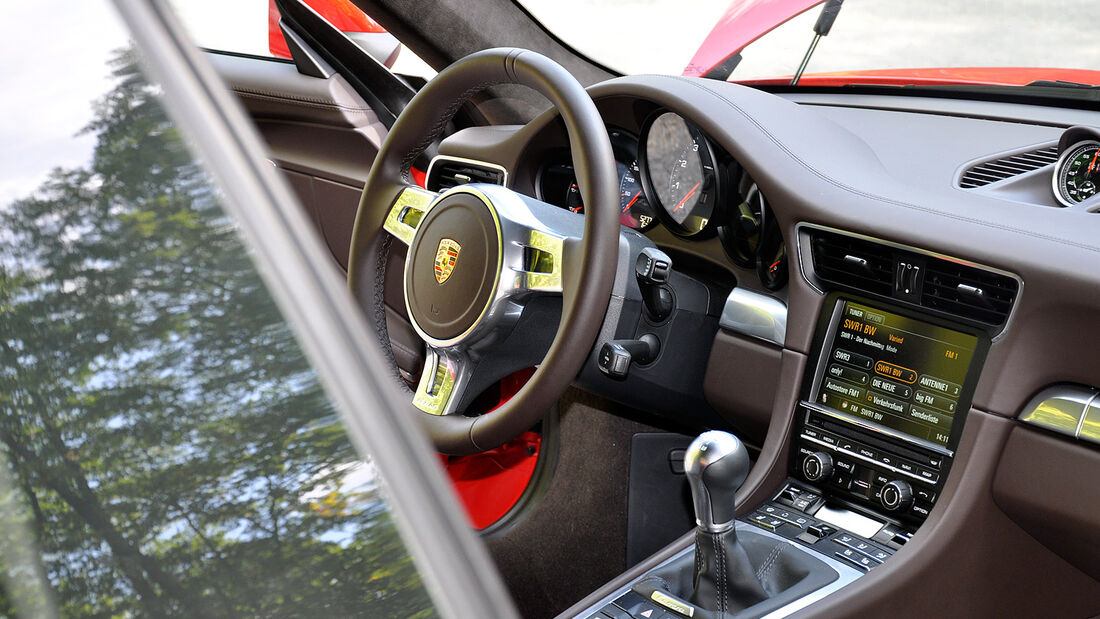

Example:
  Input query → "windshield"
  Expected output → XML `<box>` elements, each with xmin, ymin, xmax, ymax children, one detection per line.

<box><xmin>517</xmin><ymin>0</ymin><xmax>1100</xmax><ymax>87</ymax></box>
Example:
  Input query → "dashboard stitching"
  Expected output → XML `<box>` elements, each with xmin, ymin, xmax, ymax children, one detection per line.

<box><xmin>668</xmin><ymin>76</ymin><xmax>1100</xmax><ymax>256</ymax></box>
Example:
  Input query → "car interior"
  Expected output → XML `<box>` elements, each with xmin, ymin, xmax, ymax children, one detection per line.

<box><xmin>208</xmin><ymin>0</ymin><xmax>1100</xmax><ymax>616</ymax></box>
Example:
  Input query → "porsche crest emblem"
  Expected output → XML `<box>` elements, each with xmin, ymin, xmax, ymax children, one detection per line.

<box><xmin>433</xmin><ymin>238</ymin><xmax>461</xmax><ymax>284</ymax></box>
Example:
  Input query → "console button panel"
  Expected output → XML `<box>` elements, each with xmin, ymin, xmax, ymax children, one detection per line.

<box><xmin>793</xmin><ymin>403</ymin><xmax>951</xmax><ymax>523</ymax></box>
<box><xmin>745</xmin><ymin>481</ymin><xmax>899</xmax><ymax>573</ymax></box>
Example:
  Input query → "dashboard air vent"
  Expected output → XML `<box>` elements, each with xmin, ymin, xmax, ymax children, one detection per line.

<box><xmin>809</xmin><ymin>232</ymin><xmax>895</xmax><ymax>296</ymax></box>
<box><xmin>958</xmin><ymin>145</ymin><xmax>1058</xmax><ymax>189</ymax></box>
<box><xmin>807</xmin><ymin>228</ymin><xmax>1019</xmax><ymax>329</ymax></box>
<box><xmin>426</xmin><ymin>158</ymin><xmax>505</xmax><ymax>192</ymax></box>
<box><xmin>920</xmin><ymin>262</ymin><xmax>1018</xmax><ymax>326</ymax></box>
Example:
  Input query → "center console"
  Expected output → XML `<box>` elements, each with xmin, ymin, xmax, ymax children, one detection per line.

<box><xmin>572</xmin><ymin>296</ymin><xmax>992</xmax><ymax>619</ymax></box>
<box><xmin>788</xmin><ymin>295</ymin><xmax>989</xmax><ymax>538</ymax></box>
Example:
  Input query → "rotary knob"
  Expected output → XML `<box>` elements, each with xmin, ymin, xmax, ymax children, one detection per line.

<box><xmin>880</xmin><ymin>480</ymin><xmax>914</xmax><ymax>512</ymax></box>
<box><xmin>801</xmin><ymin>452</ymin><xmax>834</xmax><ymax>483</ymax></box>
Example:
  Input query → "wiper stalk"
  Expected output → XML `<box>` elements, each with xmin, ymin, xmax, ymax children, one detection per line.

<box><xmin>791</xmin><ymin>0</ymin><xmax>845</xmax><ymax>86</ymax></box>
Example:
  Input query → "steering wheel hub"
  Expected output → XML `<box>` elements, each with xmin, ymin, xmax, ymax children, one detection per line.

<box><xmin>404</xmin><ymin>188</ymin><xmax>503</xmax><ymax>345</ymax></box>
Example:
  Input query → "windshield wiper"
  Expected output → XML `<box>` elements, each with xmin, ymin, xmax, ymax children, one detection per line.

<box><xmin>791</xmin><ymin>0</ymin><xmax>845</xmax><ymax>86</ymax></box>
<box><xmin>1026</xmin><ymin>79</ymin><xmax>1100</xmax><ymax>89</ymax></box>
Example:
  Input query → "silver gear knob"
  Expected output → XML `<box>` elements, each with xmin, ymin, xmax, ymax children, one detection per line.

<box><xmin>684</xmin><ymin>430</ymin><xmax>750</xmax><ymax>533</ymax></box>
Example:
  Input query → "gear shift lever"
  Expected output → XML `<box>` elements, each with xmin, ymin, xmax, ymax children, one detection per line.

<box><xmin>684</xmin><ymin>430</ymin><xmax>750</xmax><ymax>532</ymax></box>
<box><xmin>631</xmin><ymin>432</ymin><xmax>831</xmax><ymax>617</ymax></box>
<box><xmin>683</xmin><ymin>431</ymin><xmax>767</xmax><ymax>614</ymax></box>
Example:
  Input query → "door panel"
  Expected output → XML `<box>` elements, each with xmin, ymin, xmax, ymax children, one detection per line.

<box><xmin>208</xmin><ymin>50</ymin><xmax>425</xmax><ymax>376</ymax></box>
<box><xmin>208</xmin><ymin>51</ymin><xmax>382</xmax><ymax>264</ymax></box>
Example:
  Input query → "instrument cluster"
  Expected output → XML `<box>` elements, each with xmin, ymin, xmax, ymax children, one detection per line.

<box><xmin>536</xmin><ymin>115</ymin><xmax>789</xmax><ymax>291</ymax></box>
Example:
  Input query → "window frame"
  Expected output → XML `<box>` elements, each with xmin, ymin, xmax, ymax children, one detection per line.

<box><xmin>109</xmin><ymin>1</ymin><xmax>519</xmax><ymax>617</ymax></box>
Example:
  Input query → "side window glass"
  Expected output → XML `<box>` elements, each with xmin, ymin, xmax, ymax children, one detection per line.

<box><xmin>0</xmin><ymin>3</ymin><xmax>436</xmax><ymax>616</ymax></box>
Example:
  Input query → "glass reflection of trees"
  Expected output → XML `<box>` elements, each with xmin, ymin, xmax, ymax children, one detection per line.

<box><xmin>0</xmin><ymin>50</ymin><xmax>435</xmax><ymax>618</ymax></box>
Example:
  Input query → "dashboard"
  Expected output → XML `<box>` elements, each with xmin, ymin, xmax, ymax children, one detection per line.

<box><xmin>430</xmin><ymin>76</ymin><xmax>1100</xmax><ymax>614</ymax></box>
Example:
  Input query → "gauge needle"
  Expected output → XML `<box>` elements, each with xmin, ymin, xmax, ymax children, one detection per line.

<box><xmin>1088</xmin><ymin>149</ymin><xmax>1100</xmax><ymax>175</ymax></box>
<box><xmin>673</xmin><ymin>182</ymin><xmax>700</xmax><ymax>212</ymax></box>
<box><xmin>622</xmin><ymin>191</ymin><xmax>641</xmax><ymax>213</ymax></box>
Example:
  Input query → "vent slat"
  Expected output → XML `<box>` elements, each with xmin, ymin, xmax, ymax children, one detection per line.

<box><xmin>427</xmin><ymin>159</ymin><xmax>505</xmax><ymax>192</ymax></box>
<box><xmin>920</xmin><ymin>261</ymin><xmax>1018</xmax><ymax>325</ymax></box>
<box><xmin>809</xmin><ymin>229</ymin><xmax>1019</xmax><ymax>327</ymax></box>
<box><xmin>960</xmin><ymin>145</ymin><xmax>1058</xmax><ymax>188</ymax></box>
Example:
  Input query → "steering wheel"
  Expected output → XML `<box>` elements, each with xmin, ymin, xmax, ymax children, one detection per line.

<box><xmin>347</xmin><ymin>48</ymin><xmax>619</xmax><ymax>455</ymax></box>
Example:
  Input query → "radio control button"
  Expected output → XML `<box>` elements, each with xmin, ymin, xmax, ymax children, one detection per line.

<box><xmin>856</xmin><ymin>445</ymin><xmax>877</xmax><ymax>460</ymax></box>
<box><xmin>880</xmin><ymin>480</ymin><xmax>914</xmax><ymax>512</ymax></box>
<box><xmin>910</xmin><ymin>501</ymin><xmax>933</xmax><ymax>518</ymax></box>
<box><xmin>802</xmin><ymin>452</ymin><xmax>834</xmax><ymax>483</ymax></box>
<box><xmin>916</xmin><ymin>467</ymin><xmax>940</xmax><ymax>483</ymax></box>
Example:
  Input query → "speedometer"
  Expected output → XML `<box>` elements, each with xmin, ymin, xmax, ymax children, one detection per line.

<box><xmin>640</xmin><ymin>111</ymin><xmax>717</xmax><ymax>237</ymax></box>
<box><xmin>1053</xmin><ymin>140</ymin><xmax>1100</xmax><ymax>206</ymax></box>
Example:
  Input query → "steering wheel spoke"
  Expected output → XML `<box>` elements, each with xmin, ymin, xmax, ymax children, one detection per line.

<box><xmin>383</xmin><ymin>186</ymin><xmax>438</xmax><ymax>245</ymax></box>
<box><xmin>412</xmin><ymin>347</ymin><xmax>472</xmax><ymax>416</ymax></box>
<box><xmin>348</xmin><ymin>48</ymin><xmax>619</xmax><ymax>454</ymax></box>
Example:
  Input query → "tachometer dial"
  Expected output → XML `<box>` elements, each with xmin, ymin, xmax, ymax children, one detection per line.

<box><xmin>618</xmin><ymin>159</ymin><xmax>657</xmax><ymax>230</ymax></box>
<box><xmin>640</xmin><ymin>112</ymin><xmax>718</xmax><ymax>237</ymax></box>
<box><xmin>1053</xmin><ymin>140</ymin><xmax>1100</xmax><ymax>206</ymax></box>
<box><xmin>536</xmin><ymin>128</ymin><xmax>658</xmax><ymax>231</ymax></box>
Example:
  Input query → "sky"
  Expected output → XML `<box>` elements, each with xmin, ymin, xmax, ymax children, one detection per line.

<box><xmin>0</xmin><ymin>2</ymin><xmax>129</xmax><ymax>206</ymax></box>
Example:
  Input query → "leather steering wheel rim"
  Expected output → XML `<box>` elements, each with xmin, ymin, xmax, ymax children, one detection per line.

<box><xmin>347</xmin><ymin>48</ymin><xmax>619</xmax><ymax>455</ymax></box>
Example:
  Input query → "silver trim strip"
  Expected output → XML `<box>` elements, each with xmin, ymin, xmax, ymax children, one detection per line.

<box><xmin>568</xmin><ymin>522</ymin><xmax>864</xmax><ymax>619</ymax></box>
<box><xmin>793</xmin><ymin>222</ymin><xmax>1024</xmax><ymax>340</ymax></box>
<box><xmin>1075</xmin><ymin>391</ymin><xmax>1098</xmax><ymax>438</ymax></box>
<box><xmin>719</xmin><ymin>288</ymin><xmax>788</xmax><ymax>347</ymax></box>
<box><xmin>425</xmin><ymin>154</ymin><xmax>510</xmax><ymax>190</ymax></box>
<box><xmin>1017</xmin><ymin>385</ymin><xmax>1098</xmax><ymax>438</ymax></box>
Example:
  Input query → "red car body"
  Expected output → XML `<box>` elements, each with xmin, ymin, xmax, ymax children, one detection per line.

<box><xmin>686</xmin><ymin>0</ymin><xmax>1100</xmax><ymax>86</ymax></box>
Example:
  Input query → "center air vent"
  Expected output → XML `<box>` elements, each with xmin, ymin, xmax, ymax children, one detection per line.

<box><xmin>921</xmin><ymin>262</ymin><xmax>1018</xmax><ymax>326</ymax></box>
<box><xmin>426</xmin><ymin>157</ymin><xmax>506</xmax><ymax>192</ymax></box>
<box><xmin>958</xmin><ymin>145</ymin><xmax>1058</xmax><ymax>189</ymax></box>
<box><xmin>807</xmin><ymin>227</ymin><xmax>1019</xmax><ymax>329</ymax></box>
<box><xmin>810</xmin><ymin>233</ymin><xmax>895</xmax><ymax>296</ymax></box>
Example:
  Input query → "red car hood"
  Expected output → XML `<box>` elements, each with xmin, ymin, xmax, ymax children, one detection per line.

<box><xmin>683</xmin><ymin>0</ymin><xmax>1100</xmax><ymax>87</ymax></box>
<box><xmin>684</xmin><ymin>0</ymin><xmax>824</xmax><ymax>78</ymax></box>
<box><xmin>740</xmin><ymin>67</ymin><xmax>1100</xmax><ymax>88</ymax></box>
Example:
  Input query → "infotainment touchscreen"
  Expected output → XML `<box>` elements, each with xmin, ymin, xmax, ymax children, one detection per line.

<box><xmin>814</xmin><ymin>301</ymin><xmax>979</xmax><ymax>448</ymax></box>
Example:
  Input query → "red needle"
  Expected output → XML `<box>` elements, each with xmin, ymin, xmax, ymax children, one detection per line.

<box><xmin>673</xmin><ymin>182</ymin><xmax>700</xmax><ymax>212</ymax></box>
<box><xmin>1088</xmin><ymin>149</ymin><xmax>1100</xmax><ymax>175</ymax></box>
<box><xmin>622</xmin><ymin>191</ymin><xmax>641</xmax><ymax>213</ymax></box>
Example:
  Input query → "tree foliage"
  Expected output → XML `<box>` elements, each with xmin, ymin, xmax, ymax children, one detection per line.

<box><xmin>0</xmin><ymin>49</ymin><xmax>435</xmax><ymax>617</ymax></box>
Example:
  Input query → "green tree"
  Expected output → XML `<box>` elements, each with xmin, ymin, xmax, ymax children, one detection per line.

<box><xmin>0</xmin><ymin>49</ymin><xmax>435</xmax><ymax>617</ymax></box>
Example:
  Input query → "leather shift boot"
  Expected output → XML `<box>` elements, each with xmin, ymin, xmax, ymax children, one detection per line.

<box><xmin>690</xmin><ymin>528</ymin><xmax>768</xmax><ymax>615</ymax></box>
<box><xmin>634</xmin><ymin>527</ymin><xmax>834</xmax><ymax>619</ymax></box>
